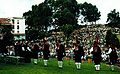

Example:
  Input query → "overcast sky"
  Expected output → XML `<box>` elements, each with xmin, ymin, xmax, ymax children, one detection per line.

<box><xmin>0</xmin><ymin>0</ymin><xmax>120</xmax><ymax>24</ymax></box>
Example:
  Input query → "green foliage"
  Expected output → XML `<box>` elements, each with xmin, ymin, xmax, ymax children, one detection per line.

<box><xmin>107</xmin><ymin>9</ymin><xmax>120</xmax><ymax>28</ymax></box>
<box><xmin>105</xmin><ymin>30</ymin><xmax>112</xmax><ymax>45</ymax></box>
<box><xmin>3</xmin><ymin>32</ymin><xmax>14</xmax><ymax>46</ymax></box>
<box><xmin>26</xmin><ymin>29</ymin><xmax>39</xmax><ymax>40</ymax></box>
<box><xmin>79</xmin><ymin>2</ymin><xmax>101</xmax><ymax>24</ymax></box>
<box><xmin>23</xmin><ymin>2</ymin><xmax>53</xmax><ymax>40</ymax></box>
<box><xmin>1</xmin><ymin>25</ymin><xmax>14</xmax><ymax>46</ymax></box>
<box><xmin>23</xmin><ymin>0</ymin><xmax>102</xmax><ymax>41</ymax></box>
<box><xmin>52</xmin><ymin>0</ymin><xmax>79</xmax><ymax>27</ymax></box>
<box><xmin>60</xmin><ymin>24</ymin><xmax>74</xmax><ymax>38</ymax></box>
<box><xmin>23</xmin><ymin>0</ymin><xmax>80</xmax><ymax>40</ymax></box>
<box><xmin>105</xmin><ymin>30</ymin><xmax>120</xmax><ymax>48</ymax></box>
<box><xmin>45</xmin><ymin>0</ymin><xmax>80</xmax><ymax>40</ymax></box>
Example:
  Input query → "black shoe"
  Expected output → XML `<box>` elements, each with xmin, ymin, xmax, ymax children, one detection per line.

<box><xmin>59</xmin><ymin>67</ymin><xmax>63</xmax><ymax>69</ymax></box>
<box><xmin>34</xmin><ymin>63</ymin><xmax>37</xmax><ymax>65</ymax></box>
<box><xmin>44</xmin><ymin>65</ymin><xmax>48</xmax><ymax>67</ymax></box>
<box><xmin>77</xmin><ymin>68</ymin><xmax>81</xmax><ymax>70</ymax></box>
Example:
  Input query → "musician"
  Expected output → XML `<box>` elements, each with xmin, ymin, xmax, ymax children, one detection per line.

<box><xmin>91</xmin><ymin>41</ymin><xmax>101</xmax><ymax>71</ymax></box>
<box><xmin>73</xmin><ymin>41</ymin><xmax>84</xmax><ymax>70</ymax></box>
<box><xmin>106</xmin><ymin>44</ymin><xmax>118</xmax><ymax>71</ymax></box>
<box><xmin>56</xmin><ymin>40</ymin><xmax>65</xmax><ymax>69</ymax></box>
<box><xmin>43</xmin><ymin>38</ymin><xmax>50</xmax><ymax>67</ymax></box>
<box><xmin>32</xmin><ymin>43</ymin><xmax>39</xmax><ymax>64</ymax></box>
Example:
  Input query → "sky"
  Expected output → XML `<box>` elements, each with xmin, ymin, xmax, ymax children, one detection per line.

<box><xmin>0</xmin><ymin>0</ymin><xmax>120</xmax><ymax>24</ymax></box>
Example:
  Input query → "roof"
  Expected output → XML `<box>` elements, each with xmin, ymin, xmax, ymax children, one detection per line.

<box><xmin>12</xmin><ymin>17</ymin><xmax>23</xmax><ymax>19</ymax></box>
<box><xmin>0</xmin><ymin>18</ymin><xmax>12</xmax><ymax>25</ymax></box>
<box><xmin>13</xmin><ymin>33</ymin><xmax>25</xmax><ymax>35</ymax></box>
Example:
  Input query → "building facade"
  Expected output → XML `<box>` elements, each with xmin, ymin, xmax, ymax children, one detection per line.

<box><xmin>10</xmin><ymin>17</ymin><xmax>26</xmax><ymax>40</ymax></box>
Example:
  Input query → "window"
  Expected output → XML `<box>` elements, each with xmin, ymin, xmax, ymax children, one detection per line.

<box><xmin>17</xmin><ymin>31</ymin><xmax>19</xmax><ymax>33</ymax></box>
<box><xmin>12</xmin><ymin>25</ymin><xmax>14</xmax><ymax>29</ymax></box>
<box><xmin>12</xmin><ymin>19</ymin><xmax>14</xmax><ymax>24</ymax></box>
<box><xmin>17</xmin><ymin>25</ymin><xmax>19</xmax><ymax>29</ymax></box>
<box><xmin>17</xmin><ymin>20</ymin><xmax>19</xmax><ymax>24</ymax></box>
<box><xmin>12</xmin><ymin>30</ymin><xmax>14</xmax><ymax>33</ymax></box>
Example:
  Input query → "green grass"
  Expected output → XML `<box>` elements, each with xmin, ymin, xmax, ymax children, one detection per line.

<box><xmin>0</xmin><ymin>58</ymin><xmax>120</xmax><ymax>74</ymax></box>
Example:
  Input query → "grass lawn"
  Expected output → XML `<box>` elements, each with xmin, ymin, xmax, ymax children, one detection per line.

<box><xmin>0</xmin><ymin>58</ymin><xmax>120</xmax><ymax>74</ymax></box>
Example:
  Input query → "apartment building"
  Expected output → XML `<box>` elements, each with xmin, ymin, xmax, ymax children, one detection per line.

<box><xmin>10</xmin><ymin>17</ymin><xmax>26</xmax><ymax>40</ymax></box>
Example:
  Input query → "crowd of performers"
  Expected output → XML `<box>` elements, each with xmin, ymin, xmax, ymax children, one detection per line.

<box><xmin>0</xmin><ymin>37</ymin><xmax>119</xmax><ymax>71</ymax></box>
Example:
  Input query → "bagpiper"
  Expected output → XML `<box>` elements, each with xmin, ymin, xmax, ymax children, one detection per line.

<box><xmin>56</xmin><ymin>40</ymin><xmax>65</xmax><ymax>69</ymax></box>
<box><xmin>73</xmin><ymin>41</ymin><xmax>84</xmax><ymax>70</ymax></box>
<box><xmin>91</xmin><ymin>41</ymin><xmax>102</xmax><ymax>71</ymax></box>
<box><xmin>32</xmin><ymin>43</ymin><xmax>39</xmax><ymax>64</ymax></box>
<box><xmin>106</xmin><ymin>44</ymin><xmax>118</xmax><ymax>71</ymax></box>
<box><xmin>43</xmin><ymin>37</ymin><xmax>50</xmax><ymax>67</ymax></box>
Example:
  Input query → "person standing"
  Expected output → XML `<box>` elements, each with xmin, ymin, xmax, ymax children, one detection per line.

<box><xmin>14</xmin><ymin>41</ymin><xmax>22</xmax><ymax>56</ymax></box>
<box><xmin>73</xmin><ymin>42</ymin><xmax>84</xmax><ymax>70</ymax></box>
<box><xmin>91</xmin><ymin>41</ymin><xmax>102</xmax><ymax>71</ymax></box>
<box><xmin>22</xmin><ymin>42</ymin><xmax>31</xmax><ymax>63</ymax></box>
<box><xmin>43</xmin><ymin>38</ymin><xmax>50</xmax><ymax>67</ymax></box>
<box><xmin>0</xmin><ymin>39</ymin><xmax>8</xmax><ymax>55</ymax></box>
<box><xmin>106</xmin><ymin>44</ymin><xmax>118</xmax><ymax>71</ymax></box>
<box><xmin>32</xmin><ymin>43</ymin><xmax>39</xmax><ymax>64</ymax></box>
<box><xmin>56</xmin><ymin>40</ymin><xmax>65</xmax><ymax>69</ymax></box>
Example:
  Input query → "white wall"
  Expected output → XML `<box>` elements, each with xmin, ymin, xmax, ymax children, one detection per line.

<box><xmin>12</xmin><ymin>18</ymin><xmax>25</xmax><ymax>34</ymax></box>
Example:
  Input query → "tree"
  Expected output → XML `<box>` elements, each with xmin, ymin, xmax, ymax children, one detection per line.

<box><xmin>79</xmin><ymin>2</ymin><xmax>101</xmax><ymax>24</ymax></box>
<box><xmin>23</xmin><ymin>0</ymin><xmax>81</xmax><ymax>40</ymax></box>
<box><xmin>23</xmin><ymin>2</ymin><xmax>53</xmax><ymax>40</ymax></box>
<box><xmin>107</xmin><ymin>9</ymin><xmax>120</xmax><ymax>28</ymax></box>
<box><xmin>1</xmin><ymin>25</ymin><xmax>14</xmax><ymax>46</ymax></box>
<box><xmin>0</xmin><ymin>25</ymin><xmax>14</xmax><ymax>54</ymax></box>
<box><xmin>47</xmin><ymin>0</ymin><xmax>80</xmax><ymax>40</ymax></box>
<box><xmin>105</xmin><ymin>30</ymin><xmax>119</xmax><ymax>48</ymax></box>
<box><xmin>52</xmin><ymin>0</ymin><xmax>80</xmax><ymax>27</ymax></box>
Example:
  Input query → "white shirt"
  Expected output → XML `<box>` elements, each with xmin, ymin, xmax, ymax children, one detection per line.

<box><xmin>89</xmin><ymin>47</ymin><xmax>93</xmax><ymax>53</ymax></box>
<box><xmin>106</xmin><ymin>48</ymin><xmax>112</xmax><ymax>55</ymax></box>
